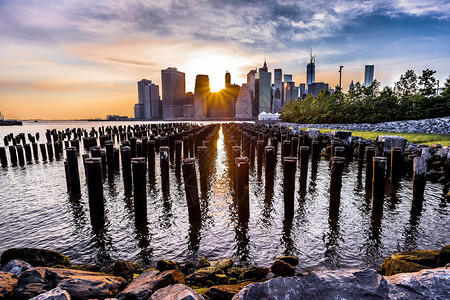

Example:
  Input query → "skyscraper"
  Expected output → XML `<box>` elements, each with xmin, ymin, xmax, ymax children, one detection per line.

<box><xmin>273</xmin><ymin>69</ymin><xmax>283</xmax><ymax>112</ymax></box>
<box><xmin>161</xmin><ymin>67</ymin><xmax>185</xmax><ymax>119</ymax></box>
<box><xmin>194</xmin><ymin>74</ymin><xmax>210</xmax><ymax>119</ymax></box>
<box><xmin>225</xmin><ymin>71</ymin><xmax>231</xmax><ymax>89</ymax></box>
<box><xmin>257</xmin><ymin>62</ymin><xmax>271</xmax><ymax>114</ymax></box>
<box><xmin>134</xmin><ymin>79</ymin><xmax>160</xmax><ymax>120</ymax></box>
<box><xmin>364</xmin><ymin>65</ymin><xmax>374</xmax><ymax>87</ymax></box>
<box><xmin>307</xmin><ymin>50</ymin><xmax>316</xmax><ymax>87</ymax></box>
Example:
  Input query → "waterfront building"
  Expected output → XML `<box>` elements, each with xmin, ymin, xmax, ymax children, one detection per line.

<box><xmin>194</xmin><ymin>74</ymin><xmax>210</xmax><ymax>119</ymax></box>
<box><xmin>273</xmin><ymin>69</ymin><xmax>283</xmax><ymax>112</ymax></box>
<box><xmin>257</xmin><ymin>61</ymin><xmax>271</xmax><ymax>114</ymax></box>
<box><xmin>284</xmin><ymin>74</ymin><xmax>292</xmax><ymax>83</ymax></box>
<box><xmin>161</xmin><ymin>67</ymin><xmax>185</xmax><ymax>119</ymax></box>
<box><xmin>134</xmin><ymin>79</ymin><xmax>160</xmax><ymax>120</ymax></box>
<box><xmin>308</xmin><ymin>82</ymin><xmax>329</xmax><ymax>98</ymax></box>
<box><xmin>284</xmin><ymin>81</ymin><xmax>297</xmax><ymax>102</ymax></box>
<box><xmin>235</xmin><ymin>84</ymin><xmax>253</xmax><ymax>119</ymax></box>
<box><xmin>299</xmin><ymin>83</ymin><xmax>306</xmax><ymax>99</ymax></box>
<box><xmin>364</xmin><ymin>65</ymin><xmax>374</xmax><ymax>87</ymax></box>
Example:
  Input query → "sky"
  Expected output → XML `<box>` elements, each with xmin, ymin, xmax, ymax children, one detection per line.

<box><xmin>1</xmin><ymin>0</ymin><xmax>449</xmax><ymax>119</ymax></box>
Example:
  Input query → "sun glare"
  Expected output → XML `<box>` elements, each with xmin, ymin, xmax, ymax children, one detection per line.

<box><xmin>181</xmin><ymin>52</ymin><xmax>247</xmax><ymax>93</ymax></box>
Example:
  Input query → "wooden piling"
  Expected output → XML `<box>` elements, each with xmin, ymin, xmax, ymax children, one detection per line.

<box><xmin>132</xmin><ymin>157</ymin><xmax>147</xmax><ymax>221</ymax></box>
<box><xmin>66</xmin><ymin>147</ymin><xmax>81</xmax><ymax>194</ymax></box>
<box><xmin>372</xmin><ymin>156</ymin><xmax>387</xmax><ymax>215</ymax></box>
<box><xmin>329</xmin><ymin>157</ymin><xmax>345</xmax><ymax>216</ymax></box>
<box><xmin>147</xmin><ymin>140</ymin><xmax>155</xmax><ymax>180</ymax></box>
<box><xmin>283</xmin><ymin>157</ymin><xmax>297</xmax><ymax>219</ymax></box>
<box><xmin>160</xmin><ymin>146</ymin><xmax>170</xmax><ymax>193</ymax></box>
<box><xmin>85</xmin><ymin>158</ymin><xmax>104</xmax><ymax>225</ymax></box>
<box><xmin>120</xmin><ymin>146</ymin><xmax>132</xmax><ymax>194</ymax></box>
<box><xmin>257</xmin><ymin>140</ymin><xmax>264</xmax><ymax>177</ymax></box>
<box><xmin>47</xmin><ymin>142</ymin><xmax>54</xmax><ymax>160</ymax></box>
<box><xmin>265</xmin><ymin>146</ymin><xmax>275</xmax><ymax>190</ymax></box>
<box><xmin>175</xmin><ymin>140</ymin><xmax>182</xmax><ymax>174</ymax></box>
<box><xmin>299</xmin><ymin>146</ymin><xmax>310</xmax><ymax>190</ymax></box>
<box><xmin>412</xmin><ymin>156</ymin><xmax>427</xmax><ymax>211</ymax></box>
<box><xmin>365</xmin><ymin>146</ymin><xmax>375</xmax><ymax>189</ymax></box>
<box><xmin>182</xmin><ymin>158</ymin><xmax>201</xmax><ymax>222</ymax></box>
<box><xmin>105</xmin><ymin>141</ymin><xmax>114</xmax><ymax>177</ymax></box>
<box><xmin>17</xmin><ymin>145</ymin><xmax>25</xmax><ymax>166</ymax></box>
<box><xmin>40</xmin><ymin>144</ymin><xmax>47</xmax><ymax>161</ymax></box>
<box><xmin>390</xmin><ymin>147</ymin><xmax>402</xmax><ymax>181</ymax></box>
<box><xmin>235</xmin><ymin>157</ymin><xmax>249</xmax><ymax>221</ymax></box>
<box><xmin>0</xmin><ymin>147</ymin><xmax>7</xmax><ymax>167</ymax></box>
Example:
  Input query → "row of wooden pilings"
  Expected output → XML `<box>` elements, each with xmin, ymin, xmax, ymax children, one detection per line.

<box><xmin>220</xmin><ymin>123</ymin><xmax>448</xmax><ymax>221</ymax></box>
<box><xmin>62</xmin><ymin>123</ymin><xmax>221</xmax><ymax>227</ymax></box>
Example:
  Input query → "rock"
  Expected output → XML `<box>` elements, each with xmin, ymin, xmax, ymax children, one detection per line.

<box><xmin>240</xmin><ymin>267</ymin><xmax>266</xmax><ymax>281</ymax></box>
<box><xmin>226</xmin><ymin>268</ymin><xmax>243</xmax><ymax>279</ymax></box>
<box><xmin>204</xmin><ymin>282</ymin><xmax>252</xmax><ymax>300</ymax></box>
<box><xmin>276</xmin><ymin>256</ymin><xmax>299</xmax><ymax>266</ymax></box>
<box><xmin>112</xmin><ymin>260</ymin><xmax>142</xmax><ymax>281</ymax></box>
<box><xmin>213</xmin><ymin>259</ymin><xmax>234</xmax><ymax>271</ymax></box>
<box><xmin>13</xmin><ymin>267</ymin><xmax>126</xmax><ymax>300</ymax></box>
<box><xmin>117</xmin><ymin>269</ymin><xmax>185</xmax><ymax>300</ymax></box>
<box><xmin>156</xmin><ymin>259</ymin><xmax>180</xmax><ymax>272</ymax></box>
<box><xmin>185</xmin><ymin>267</ymin><xmax>225</xmax><ymax>287</ymax></box>
<box><xmin>197</xmin><ymin>257</ymin><xmax>211</xmax><ymax>269</ymax></box>
<box><xmin>1</xmin><ymin>259</ymin><xmax>33</xmax><ymax>275</ymax></box>
<box><xmin>233</xmin><ymin>269</ymin><xmax>388</xmax><ymax>299</ymax></box>
<box><xmin>150</xmin><ymin>283</ymin><xmax>205</xmax><ymax>300</ymax></box>
<box><xmin>270</xmin><ymin>259</ymin><xmax>295</xmax><ymax>277</ymax></box>
<box><xmin>0</xmin><ymin>271</ymin><xmax>18</xmax><ymax>299</ymax></box>
<box><xmin>1</xmin><ymin>248</ymin><xmax>70</xmax><ymax>268</ymax></box>
<box><xmin>30</xmin><ymin>287</ymin><xmax>71</xmax><ymax>300</ymax></box>
<box><xmin>438</xmin><ymin>245</ymin><xmax>450</xmax><ymax>267</ymax></box>
<box><xmin>215</xmin><ymin>274</ymin><xmax>228</xmax><ymax>285</ymax></box>
<box><xmin>380</xmin><ymin>249</ymin><xmax>439</xmax><ymax>276</ymax></box>
<box><xmin>180</xmin><ymin>262</ymin><xmax>197</xmax><ymax>276</ymax></box>
<box><xmin>386</xmin><ymin>265</ymin><xmax>450</xmax><ymax>299</ymax></box>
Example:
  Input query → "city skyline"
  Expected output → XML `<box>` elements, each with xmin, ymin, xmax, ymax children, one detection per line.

<box><xmin>1</xmin><ymin>0</ymin><xmax>449</xmax><ymax>119</ymax></box>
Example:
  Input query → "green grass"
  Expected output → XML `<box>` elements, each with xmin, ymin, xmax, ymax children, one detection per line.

<box><xmin>301</xmin><ymin>128</ymin><xmax>450</xmax><ymax>146</ymax></box>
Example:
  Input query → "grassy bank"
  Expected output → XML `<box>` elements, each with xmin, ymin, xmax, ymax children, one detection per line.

<box><xmin>301</xmin><ymin>128</ymin><xmax>450</xmax><ymax>146</ymax></box>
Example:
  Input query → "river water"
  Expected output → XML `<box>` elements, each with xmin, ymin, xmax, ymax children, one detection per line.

<box><xmin>0</xmin><ymin>121</ymin><xmax>448</xmax><ymax>270</ymax></box>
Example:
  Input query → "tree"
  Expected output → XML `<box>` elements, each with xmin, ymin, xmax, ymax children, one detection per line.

<box><xmin>418</xmin><ymin>69</ymin><xmax>437</xmax><ymax>96</ymax></box>
<box><xmin>439</xmin><ymin>75</ymin><xmax>450</xmax><ymax>98</ymax></box>
<box><xmin>394</xmin><ymin>70</ymin><xmax>418</xmax><ymax>98</ymax></box>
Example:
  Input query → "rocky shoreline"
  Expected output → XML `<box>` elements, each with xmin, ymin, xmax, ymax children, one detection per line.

<box><xmin>279</xmin><ymin>116</ymin><xmax>450</xmax><ymax>134</ymax></box>
<box><xmin>0</xmin><ymin>245</ymin><xmax>449</xmax><ymax>299</ymax></box>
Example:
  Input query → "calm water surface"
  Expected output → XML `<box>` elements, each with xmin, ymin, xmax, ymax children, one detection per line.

<box><xmin>0</xmin><ymin>121</ymin><xmax>449</xmax><ymax>270</ymax></box>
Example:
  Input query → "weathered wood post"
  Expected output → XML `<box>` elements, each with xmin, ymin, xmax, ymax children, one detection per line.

<box><xmin>32</xmin><ymin>143</ymin><xmax>39</xmax><ymax>161</ymax></box>
<box><xmin>236</xmin><ymin>157</ymin><xmax>250</xmax><ymax>221</ymax></box>
<box><xmin>64</xmin><ymin>161</ymin><xmax>71</xmax><ymax>191</ymax></box>
<box><xmin>412</xmin><ymin>156</ymin><xmax>427</xmax><ymax>212</ymax></box>
<box><xmin>372</xmin><ymin>156</ymin><xmax>387</xmax><ymax>215</ymax></box>
<box><xmin>66</xmin><ymin>147</ymin><xmax>81</xmax><ymax>194</ymax></box>
<box><xmin>257</xmin><ymin>140</ymin><xmax>264</xmax><ymax>177</ymax></box>
<box><xmin>284</xmin><ymin>157</ymin><xmax>297</xmax><ymax>219</ymax></box>
<box><xmin>146</xmin><ymin>139</ymin><xmax>155</xmax><ymax>181</ymax></box>
<box><xmin>132</xmin><ymin>157</ymin><xmax>147</xmax><ymax>222</ymax></box>
<box><xmin>120</xmin><ymin>146</ymin><xmax>132</xmax><ymax>194</ymax></box>
<box><xmin>85</xmin><ymin>158</ymin><xmax>104</xmax><ymax>226</ymax></box>
<box><xmin>113</xmin><ymin>148</ymin><xmax>120</xmax><ymax>171</ymax></box>
<box><xmin>183</xmin><ymin>136</ymin><xmax>189</xmax><ymax>158</ymax></box>
<box><xmin>329</xmin><ymin>157</ymin><xmax>345</xmax><ymax>216</ymax></box>
<box><xmin>160</xmin><ymin>146</ymin><xmax>170</xmax><ymax>194</ymax></box>
<box><xmin>299</xmin><ymin>146</ymin><xmax>310</xmax><ymax>190</ymax></box>
<box><xmin>365</xmin><ymin>146</ymin><xmax>375</xmax><ymax>189</ymax></box>
<box><xmin>250</xmin><ymin>136</ymin><xmax>257</xmax><ymax>166</ymax></box>
<box><xmin>130</xmin><ymin>137</ymin><xmax>137</xmax><ymax>158</ymax></box>
<box><xmin>17</xmin><ymin>145</ymin><xmax>25</xmax><ymax>166</ymax></box>
<box><xmin>0</xmin><ymin>147</ymin><xmax>7</xmax><ymax>167</ymax></box>
<box><xmin>105</xmin><ymin>141</ymin><xmax>114</xmax><ymax>177</ymax></box>
<box><xmin>40</xmin><ymin>144</ymin><xmax>47</xmax><ymax>161</ymax></box>
<box><xmin>175</xmin><ymin>140</ymin><xmax>182</xmax><ymax>174</ymax></box>
<box><xmin>282</xmin><ymin>140</ymin><xmax>291</xmax><ymax>160</ymax></box>
<box><xmin>182</xmin><ymin>158</ymin><xmax>201</xmax><ymax>222</ymax></box>
<box><xmin>291</xmin><ymin>136</ymin><xmax>299</xmax><ymax>158</ymax></box>
<box><xmin>390</xmin><ymin>147</ymin><xmax>402</xmax><ymax>182</ymax></box>
<box><xmin>47</xmin><ymin>142</ymin><xmax>54</xmax><ymax>160</ymax></box>
<box><xmin>265</xmin><ymin>146</ymin><xmax>276</xmax><ymax>190</ymax></box>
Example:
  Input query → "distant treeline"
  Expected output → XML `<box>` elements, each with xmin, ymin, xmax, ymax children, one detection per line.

<box><xmin>280</xmin><ymin>69</ymin><xmax>450</xmax><ymax>124</ymax></box>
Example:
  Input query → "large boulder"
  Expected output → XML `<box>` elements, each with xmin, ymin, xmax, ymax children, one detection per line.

<box><xmin>204</xmin><ymin>282</ymin><xmax>253</xmax><ymax>300</ymax></box>
<box><xmin>438</xmin><ymin>245</ymin><xmax>450</xmax><ymax>267</ymax></box>
<box><xmin>197</xmin><ymin>257</ymin><xmax>211</xmax><ymax>269</ymax></box>
<box><xmin>150</xmin><ymin>283</ymin><xmax>204</xmax><ymax>300</ymax></box>
<box><xmin>156</xmin><ymin>259</ymin><xmax>180</xmax><ymax>272</ymax></box>
<box><xmin>240</xmin><ymin>267</ymin><xmax>266</xmax><ymax>281</ymax></box>
<box><xmin>386</xmin><ymin>264</ymin><xmax>450</xmax><ymax>299</ymax></box>
<box><xmin>13</xmin><ymin>267</ymin><xmax>126</xmax><ymax>300</ymax></box>
<box><xmin>233</xmin><ymin>269</ymin><xmax>388</xmax><ymax>299</ymax></box>
<box><xmin>30</xmin><ymin>287</ymin><xmax>70</xmax><ymax>300</ymax></box>
<box><xmin>1</xmin><ymin>259</ymin><xmax>33</xmax><ymax>275</ymax></box>
<box><xmin>185</xmin><ymin>267</ymin><xmax>225</xmax><ymax>287</ymax></box>
<box><xmin>1</xmin><ymin>248</ymin><xmax>70</xmax><ymax>267</ymax></box>
<box><xmin>270</xmin><ymin>259</ymin><xmax>295</xmax><ymax>277</ymax></box>
<box><xmin>0</xmin><ymin>271</ymin><xmax>18</xmax><ymax>299</ymax></box>
<box><xmin>380</xmin><ymin>249</ymin><xmax>439</xmax><ymax>276</ymax></box>
<box><xmin>117</xmin><ymin>269</ymin><xmax>185</xmax><ymax>300</ymax></box>
<box><xmin>213</xmin><ymin>259</ymin><xmax>234</xmax><ymax>271</ymax></box>
<box><xmin>276</xmin><ymin>256</ymin><xmax>299</xmax><ymax>266</ymax></box>
<box><xmin>111</xmin><ymin>260</ymin><xmax>143</xmax><ymax>281</ymax></box>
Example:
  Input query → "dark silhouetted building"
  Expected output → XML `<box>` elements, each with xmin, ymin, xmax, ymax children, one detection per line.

<box><xmin>364</xmin><ymin>65</ymin><xmax>374</xmax><ymax>87</ymax></box>
<box><xmin>308</xmin><ymin>82</ymin><xmax>329</xmax><ymax>98</ymax></box>
<box><xmin>135</xmin><ymin>79</ymin><xmax>160</xmax><ymax>120</ymax></box>
<box><xmin>257</xmin><ymin>60</ymin><xmax>271</xmax><ymax>113</ymax></box>
<box><xmin>194</xmin><ymin>74</ymin><xmax>210</xmax><ymax>119</ymax></box>
<box><xmin>161</xmin><ymin>67</ymin><xmax>185</xmax><ymax>119</ymax></box>
<box><xmin>235</xmin><ymin>84</ymin><xmax>253</xmax><ymax>119</ymax></box>
<box><xmin>273</xmin><ymin>68</ymin><xmax>283</xmax><ymax>112</ymax></box>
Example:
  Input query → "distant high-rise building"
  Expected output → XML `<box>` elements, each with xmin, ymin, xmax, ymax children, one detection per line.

<box><xmin>194</xmin><ymin>74</ymin><xmax>210</xmax><ymax>119</ymax></box>
<box><xmin>134</xmin><ymin>79</ymin><xmax>160</xmax><ymax>120</ymax></box>
<box><xmin>257</xmin><ymin>63</ymin><xmax>271</xmax><ymax>113</ymax></box>
<box><xmin>307</xmin><ymin>51</ymin><xmax>316</xmax><ymax>87</ymax></box>
<box><xmin>273</xmin><ymin>69</ymin><xmax>283</xmax><ymax>112</ymax></box>
<box><xmin>161</xmin><ymin>67</ymin><xmax>185</xmax><ymax>119</ymax></box>
<box><xmin>284</xmin><ymin>74</ymin><xmax>292</xmax><ymax>83</ymax></box>
<box><xmin>284</xmin><ymin>82</ymin><xmax>297</xmax><ymax>102</ymax></box>
<box><xmin>225</xmin><ymin>71</ymin><xmax>231</xmax><ymax>89</ymax></box>
<box><xmin>235</xmin><ymin>84</ymin><xmax>253</xmax><ymax>119</ymax></box>
<box><xmin>299</xmin><ymin>83</ymin><xmax>306</xmax><ymax>99</ymax></box>
<box><xmin>364</xmin><ymin>65</ymin><xmax>374</xmax><ymax>87</ymax></box>
<box><xmin>308</xmin><ymin>82</ymin><xmax>329</xmax><ymax>98</ymax></box>
<box><xmin>349</xmin><ymin>80</ymin><xmax>355</xmax><ymax>91</ymax></box>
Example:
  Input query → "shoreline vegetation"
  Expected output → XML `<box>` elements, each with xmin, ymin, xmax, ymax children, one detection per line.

<box><xmin>280</xmin><ymin>70</ymin><xmax>450</xmax><ymax>125</ymax></box>
<box><xmin>0</xmin><ymin>245</ymin><xmax>448</xmax><ymax>299</ymax></box>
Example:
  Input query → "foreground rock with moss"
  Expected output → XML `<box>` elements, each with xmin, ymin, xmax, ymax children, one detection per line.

<box><xmin>0</xmin><ymin>246</ymin><xmax>449</xmax><ymax>299</ymax></box>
